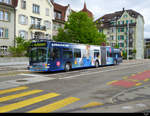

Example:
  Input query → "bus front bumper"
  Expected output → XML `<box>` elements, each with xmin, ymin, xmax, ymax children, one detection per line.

<box><xmin>28</xmin><ymin>66</ymin><xmax>50</xmax><ymax>72</ymax></box>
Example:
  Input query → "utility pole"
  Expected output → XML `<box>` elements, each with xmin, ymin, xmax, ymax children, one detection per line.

<box><xmin>127</xmin><ymin>22</ymin><xmax>129</xmax><ymax>60</ymax></box>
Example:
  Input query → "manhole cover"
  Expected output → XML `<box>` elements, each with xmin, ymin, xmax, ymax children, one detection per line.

<box><xmin>16</xmin><ymin>80</ymin><xmax>28</xmax><ymax>82</ymax></box>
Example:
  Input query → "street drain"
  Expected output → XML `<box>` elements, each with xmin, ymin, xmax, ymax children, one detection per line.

<box><xmin>16</xmin><ymin>80</ymin><xmax>28</xmax><ymax>82</ymax></box>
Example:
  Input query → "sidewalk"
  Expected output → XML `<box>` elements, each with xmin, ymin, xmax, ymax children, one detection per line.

<box><xmin>0</xmin><ymin>62</ymin><xmax>29</xmax><ymax>66</ymax></box>
<box><xmin>0</xmin><ymin>57</ymin><xmax>29</xmax><ymax>66</ymax></box>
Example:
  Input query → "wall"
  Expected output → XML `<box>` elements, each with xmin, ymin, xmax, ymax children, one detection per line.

<box><xmin>0</xmin><ymin>57</ymin><xmax>29</xmax><ymax>65</ymax></box>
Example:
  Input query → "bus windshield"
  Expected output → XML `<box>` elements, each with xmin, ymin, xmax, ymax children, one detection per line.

<box><xmin>30</xmin><ymin>47</ymin><xmax>47</xmax><ymax>63</ymax></box>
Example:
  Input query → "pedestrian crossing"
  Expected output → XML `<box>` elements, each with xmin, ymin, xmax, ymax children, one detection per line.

<box><xmin>0</xmin><ymin>86</ymin><xmax>103</xmax><ymax>113</ymax></box>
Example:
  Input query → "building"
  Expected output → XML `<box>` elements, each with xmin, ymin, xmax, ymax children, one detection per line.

<box><xmin>80</xmin><ymin>2</ymin><xmax>93</xmax><ymax>19</ymax></box>
<box><xmin>52</xmin><ymin>1</ymin><xmax>72</xmax><ymax>37</ymax></box>
<box><xmin>95</xmin><ymin>8</ymin><xmax>145</xmax><ymax>59</ymax></box>
<box><xmin>15</xmin><ymin>0</ymin><xmax>54</xmax><ymax>40</ymax></box>
<box><xmin>144</xmin><ymin>38</ymin><xmax>150</xmax><ymax>58</ymax></box>
<box><xmin>0</xmin><ymin>0</ymin><xmax>16</xmax><ymax>55</ymax></box>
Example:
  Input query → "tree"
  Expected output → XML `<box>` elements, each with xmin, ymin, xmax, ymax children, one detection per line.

<box><xmin>54</xmin><ymin>12</ymin><xmax>106</xmax><ymax>45</ymax></box>
<box><xmin>9</xmin><ymin>37</ymin><xmax>31</xmax><ymax>57</ymax></box>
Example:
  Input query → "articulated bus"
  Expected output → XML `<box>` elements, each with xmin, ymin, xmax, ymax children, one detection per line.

<box><xmin>28</xmin><ymin>40</ymin><xmax>122</xmax><ymax>72</ymax></box>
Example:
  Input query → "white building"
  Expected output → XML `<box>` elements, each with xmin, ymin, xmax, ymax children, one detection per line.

<box><xmin>15</xmin><ymin>0</ymin><xmax>54</xmax><ymax>40</ymax></box>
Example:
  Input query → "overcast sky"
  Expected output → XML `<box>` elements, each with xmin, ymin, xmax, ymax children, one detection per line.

<box><xmin>54</xmin><ymin>0</ymin><xmax>150</xmax><ymax>38</ymax></box>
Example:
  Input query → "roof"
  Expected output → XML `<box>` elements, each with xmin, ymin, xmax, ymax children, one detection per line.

<box><xmin>80</xmin><ymin>2</ymin><xmax>93</xmax><ymax>18</ymax></box>
<box><xmin>95</xmin><ymin>9</ymin><xmax>143</xmax><ymax>28</ymax></box>
<box><xmin>0</xmin><ymin>0</ymin><xmax>18</xmax><ymax>8</ymax></box>
<box><xmin>53</xmin><ymin>2</ymin><xmax>69</xmax><ymax>21</ymax></box>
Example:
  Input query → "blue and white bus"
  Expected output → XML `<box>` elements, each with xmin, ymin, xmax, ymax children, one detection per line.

<box><xmin>28</xmin><ymin>40</ymin><xmax>122</xmax><ymax>72</ymax></box>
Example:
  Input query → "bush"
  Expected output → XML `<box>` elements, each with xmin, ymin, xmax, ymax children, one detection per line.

<box><xmin>8</xmin><ymin>37</ymin><xmax>31</xmax><ymax>57</ymax></box>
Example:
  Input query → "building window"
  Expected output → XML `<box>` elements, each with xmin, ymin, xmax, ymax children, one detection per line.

<box><xmin>46</xmin><ymin>8</ymin><xmax>49</xmax><ymax>16</ymax></box>
<box><xmin>0</xmin><ymin>28</ymin><xmax>4</xmax><ymax>38</ymax></box>
<box><xmin>5</xmin><ymin>28</ymin><xmax>8</xmax><ymax>38</ymax></box>
<box><xmin>31</xmin><ymin>17</ymin><xmax>41</xmax><ymax>26</ymax></box>
<box><xmin>57</xmin><ymin>12</ymin><xmax>61</xmax><ymax>19</ymax></box>
<box><xmin>4</xmin><ymin>12</ymin><xmax>9</xmax><ymax>21</ymax></box>
<box><xmin>33</xmin><ymin>4</ymin><xmax>40</xmax><ymax>14</ymax></box>
<box><xmin>55</xmin><ymin>11</ymin><xmax>62</xmax><ymax>20</ymax></box>
<box><xmin>124</xmin><ymin>14</ymin><xmax>127</xmax><ymax>18</ymax></box>
<box><xmin>0</xmin><ymin>11</ymin><xmax>3</xmax><ymax>20</ymax></box>
<box><xmin>119</xmin><ymin>43</ymin><xmax>124</xmax><ymax>47</ymax></box>
<box><xmin>21</xmin><ymin>0</ymin><xmax>26</xmax><ymax>9</ymax></box>
<box><xmin>0</xmin><ymin>0</ymin><xmax>11</xmax><ymax>4</ymax></box>
<box><xmin>120</xmin><ymin>35</ymin><xmax>124</xmax><ymax>40</ymax></box>
<box><xmin>19</xmin><ymin>15</ymin><xmax>28</xmax><ymax>25</ymax></box>
<box><xmin>118</xmin><ymin>28</ymin><xmax>124</xmax><ymax>32</ymax></box>
<box><xmin>0</xmin><ymin>46</ymin><xmax>8</xmax><ymax>55</ymax></box>
<box><xmin>19</xmin><ymin>30</ymin><xmax>28</xmax><ymax>39</ymax></box>
<box><xmin>0</xmin><ymin>28</ymin><xmax>9</xmax><ymax>38</ymax></box>
<box><xmin>44</xmin><ymin>20</ymin><xmax>51</xmax><ymax>29</ymax></box>
<box><xmin>31</xmin><ymin>17</ymin><xmax>35</xmax><ymax>25</ymax></box>
<box><xmin>0</xmin><ymin>10</ymin><xmax>9</xmax><ymax>21</ymax></box>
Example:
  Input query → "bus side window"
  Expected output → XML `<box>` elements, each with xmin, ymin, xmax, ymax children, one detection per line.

<box><xmin>74</xmin><ymin>49</ymin><xmax>81</xmax><ymax>58</ymax></box>
<box><xmin>94</xmin><ymin>50</ymin><xmax>100</xmax><ymax>58</ymax></box>
<box><xmin>63</xmin><ymin>49</ymin><xmax>73</xmax><ymax>59</ymax></box>
<box><xmin>51</xmin><ymin>48</ymin><xmax>60</xmax><ymax>59</ymax></box>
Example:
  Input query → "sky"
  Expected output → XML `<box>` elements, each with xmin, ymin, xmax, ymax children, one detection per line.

<box><xmin>54</xmin><ymin>0</ymin><xmax>150</xmax><ymax>38</ymax></box>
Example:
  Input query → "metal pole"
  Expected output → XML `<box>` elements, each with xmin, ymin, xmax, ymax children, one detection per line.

<box><xmin>127</xmin><ymin>23</ymin><xmax>129</xmax><ymax>60</ymax></box>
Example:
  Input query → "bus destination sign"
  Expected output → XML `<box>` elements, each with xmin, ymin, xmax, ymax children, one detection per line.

<box><xmin>31</xmin><ymin>42</ymin><xmax>47</xmax><ymax>47</ymax></box>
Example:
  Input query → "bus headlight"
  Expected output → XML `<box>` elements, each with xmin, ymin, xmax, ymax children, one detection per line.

<box><xmin>45</xmin><ymin>64</ymin><xmax>50</xmax><ymax>68</ymax></box>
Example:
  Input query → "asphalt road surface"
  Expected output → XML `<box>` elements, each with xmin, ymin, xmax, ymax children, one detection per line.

<box><xmin>0</xmin><ymin>59</ymin><xmax>150</xmax><ymax>113</ymax></box>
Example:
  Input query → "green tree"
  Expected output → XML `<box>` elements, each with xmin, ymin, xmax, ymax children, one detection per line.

<box><xmin>54</xmin><ymin>12</ymin><xmax>106</xmax><ymax>45</ymax></box>
<box><xmin>9</xmin><ymin>37</ymin><xmax>31</xmax><ymax>57</ymax></box>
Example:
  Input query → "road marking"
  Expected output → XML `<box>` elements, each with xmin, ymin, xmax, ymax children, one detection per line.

<box><xmin>81</xmin><ymin>102</ymin><xmax>103</xmax><ymax>109</ymax></box>
<box><xmin>122</xmin><ymin>106</ymin><xmax>133</xmax><ymax>110</ymax></box>
<box><xmin>144</xmin><ymin>78</ymin><xmax>150</xmax><ymax>82</ymax></box>
<box><xmin>135</xmin><ymin>83</ymin><xmax>143</xmax><ymax>86</ymax></box>
<box><xmin>28</xmin><ymin>97</ymin><xmax>80</xmax><ymax>113</ymax></box>
<box><xmin>123</xmin><ymin>76</ymin><xmax>128</xmax><ymax>79</ymax></box>
<box><xmin>0</xmin><ymin>93</ymin><xmax>60</xmax><ymax>113</ymax></box>
<box><xmin>0</xmin><ymin>90</ymin><xmax>43</xmax><ymax>102</ymax></box>
<box><xmin>107</xmin><ymin>80</ymin><xmax>118</xmax><ymax>85</ymax></box>
<box><xmin>58</xmin><ymin>63</ymin><xmax>150</xmax><ymax>80</ymax></box>
<box><xmin>18</xmin><ymin>73</ymin><xmax>43</xmax><ymax>77</ymax></box>
<box><xmin>0</xmin><ymin>86</ymin><xmax>28</xmax><ymax>95</ymax></box>
<box><xmin>136</xmin><ymin>103</ymin><xmax>147</xmax><ymax>108</ymax></box>
<box><xmin>125</xmin><ymin>79</ymin><xmax>139</xmax><ymax>82</ymax></box>
<box><xmin>131</xmin><ymin>74</ymin><xmax>136</xmax><ymax>76</ymax></box>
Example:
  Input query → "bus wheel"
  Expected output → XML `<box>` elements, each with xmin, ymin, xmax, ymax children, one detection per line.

<box><xmin>64</xmin><ymin>63</ymin><xmax>71</xmax><ymax>72</ymax></box>
<box><xmin>95</xmin><ymin>61</ymin><xmax>99</xmax><ymax>68</ymax></box>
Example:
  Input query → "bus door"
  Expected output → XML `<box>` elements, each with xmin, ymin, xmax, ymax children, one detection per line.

<box><xmin>49</xmin><ymin>47</ymin><xmax>62</xmax><ymax>70</ymax></box>
<box><xmin>62</xmin><ymin>48</ymin><xmax>73</xmax><ymax>67</ymax></box>
<box><xmin>101</xmin><ymin>47</ymin><xmax>106</xmax><ymax>66</ymax></box>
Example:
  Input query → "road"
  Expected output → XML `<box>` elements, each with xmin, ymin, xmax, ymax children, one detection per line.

<box><xmin>0</xmin><ymin>59</ymin><xmax>150</xmax><ymax>113</ymax></box>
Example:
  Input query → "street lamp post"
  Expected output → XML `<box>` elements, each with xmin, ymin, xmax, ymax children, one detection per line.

<box><xmin>127</xmin><ymin>23</ymin><xmax>129</xmax><ymax>60</ymax></box>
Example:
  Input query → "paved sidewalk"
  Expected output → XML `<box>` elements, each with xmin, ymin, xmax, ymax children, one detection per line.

<box><xmin>0</xmin><ymin>62</ymin><xmax>29</xmax><ymax>66</ymax></box>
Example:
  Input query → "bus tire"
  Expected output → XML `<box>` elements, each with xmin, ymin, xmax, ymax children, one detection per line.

<box><xmin>95</xmin><ymin>61</ymin><xmax>99</xmax><ymax>68</ymax></box>
<box><xmin>64</xmin><ymin>63</ymin><xmax>71</xmax><ymax>72</ymax></box>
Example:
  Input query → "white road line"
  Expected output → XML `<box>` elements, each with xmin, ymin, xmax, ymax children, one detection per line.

<box><xmin>58</xmin><ymin>63</ymin><xmax>150</xmax><ymax>80</ymax></box>
<box><xmin>18</xmin><ymin>73</ymin><xmax>43</xmax><ymax>77</ymax></box>
<box><xmin>122</xmin><ymin>106</ymin><xmax>133</xmax><ymax>110</ymax></box>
